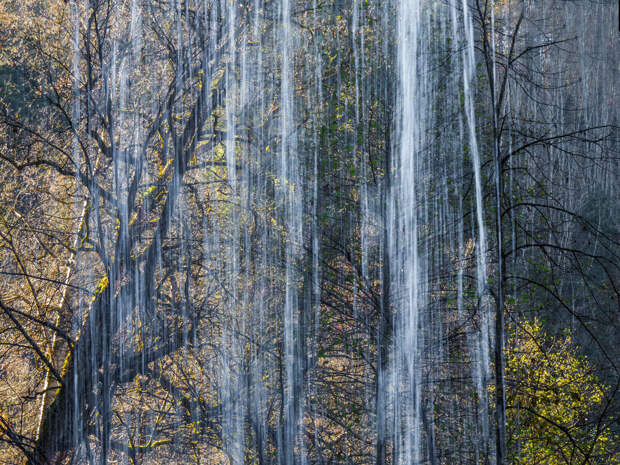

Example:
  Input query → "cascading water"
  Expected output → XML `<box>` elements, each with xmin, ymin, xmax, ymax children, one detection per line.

<box><xmin>388</xmin><ymin>0</ymin><xmax>492</xmax><ymax>463</ymax></box>
<box><xmin>62</xmin><ymin>0</ymin><xmax>495</xmax><ymax>462</ymax></box>
<box><xmin>388</xmin><ymin>0</ymin><xmax>427</xmax><ymax>462</ymax></box>
<box><xmin>452</xmin><ymin>0</ymin><xmax>493</xmax><ymax>458</ymax></box>
<box><xmin>279</xmin><ymin>0</ymin><xmax>305</xmax><ymax>457</ymax></box>
<box><xmin>7</xmin><ymin>0</ymin><xmax>615</xmax><ymax>464</ymax></box>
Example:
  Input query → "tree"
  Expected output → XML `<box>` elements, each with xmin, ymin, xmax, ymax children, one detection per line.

<box><xmin>506</xmin><ymin>318</ymin><xmax>617</xmax><ymax>465</ymax></box>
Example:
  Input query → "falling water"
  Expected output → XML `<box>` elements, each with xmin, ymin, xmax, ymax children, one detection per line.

<box><xmin>388</xmin><ymin>0</ymin><xmax>493</xmax><ymax>462</ymax></box>
<box><xmin>389</xmin><ymin>0</ymin><xmax>427</xmax><ymax>462</ymax></box>
<box><xmin>12</xmin><ymin>0</ymin><xmax>616</xmax><ymax>464</ymax></box>
<box><xmin>453</xmin><ymin>0</ymin><xmax>493</xmax><ymax>456</ymax></box>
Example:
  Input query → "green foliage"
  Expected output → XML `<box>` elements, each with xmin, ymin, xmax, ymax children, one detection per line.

<box><xmin>506</xmin><ymin>319</ymin><xmax>617</xmax><ymax>465</ymax></box>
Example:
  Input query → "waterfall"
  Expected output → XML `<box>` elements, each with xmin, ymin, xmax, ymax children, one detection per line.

<box><xmin>388</xmin><ymin>1</ymin><xmax>493</xmax><ymax>462</ymax></box>
<box><xmin>6</xmin><ymin>0</ymin><xmax>616</xmax><ymax>464</ymax></box>
<box><xmin>389</xmin><ymin>0</ymin><xmax>427</xmax><ymax>462</ymax></box>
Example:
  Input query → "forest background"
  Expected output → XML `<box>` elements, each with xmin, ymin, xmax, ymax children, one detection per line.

<box><xmin>0</xmin><ymin>0</ymin><xmax>618</xmax><ymax>464</ymax></box>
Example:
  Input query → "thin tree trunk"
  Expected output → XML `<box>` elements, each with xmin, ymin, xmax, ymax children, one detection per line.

<box><xmin>35</xmin><ymin>200</ymin><xmax>88</xmax><ymax>441</ymax></box>
<box><xmin>477</xmin><ymin>2</ymin><xmax>509</xmax><ymax>461</ymax></box>
<box><xmin>376</xmin><ymin>120</ymin><xmax>392</xmax><ymax>465</ymax></box>
<box><xmin>491</xmin><ymin>45</ymin><xmax>507</xmax><ymax>465</ymax></box>
<box><xmin>493</xmin><ymin>129</ymin><xmax>507</xmax><ymax>465</ymax></box>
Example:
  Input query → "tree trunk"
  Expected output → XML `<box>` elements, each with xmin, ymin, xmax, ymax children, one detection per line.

<box><xmin>36</xmin><ymin>200</ymin><xmax>88</xmax><ymax>442</ymax></box>
<box><xmin>376</xmin><ymin>120</ymin><xmax>392</xmax><ymax>465</ymax></box>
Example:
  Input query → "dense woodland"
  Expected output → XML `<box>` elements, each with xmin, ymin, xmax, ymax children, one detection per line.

<box><xmin>0</xmin><ymin>0</ymin><xmax>618</xmax><ymax>464</ymax></box>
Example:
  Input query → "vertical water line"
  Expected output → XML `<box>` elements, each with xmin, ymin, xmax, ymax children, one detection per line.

<box><xmin>280</xmin><ymin>0</ymin><xmax>303</xmax><ymax>459</ymax></box>
<box><xmin>391</xmin><ymin>0</ymin><xmax>429</xmax><ymax>462</ymax></box>
<box><xmin>459</xmin><ymin>0</ymin><xmax>492</xmax><ymax>454</ymax></box>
